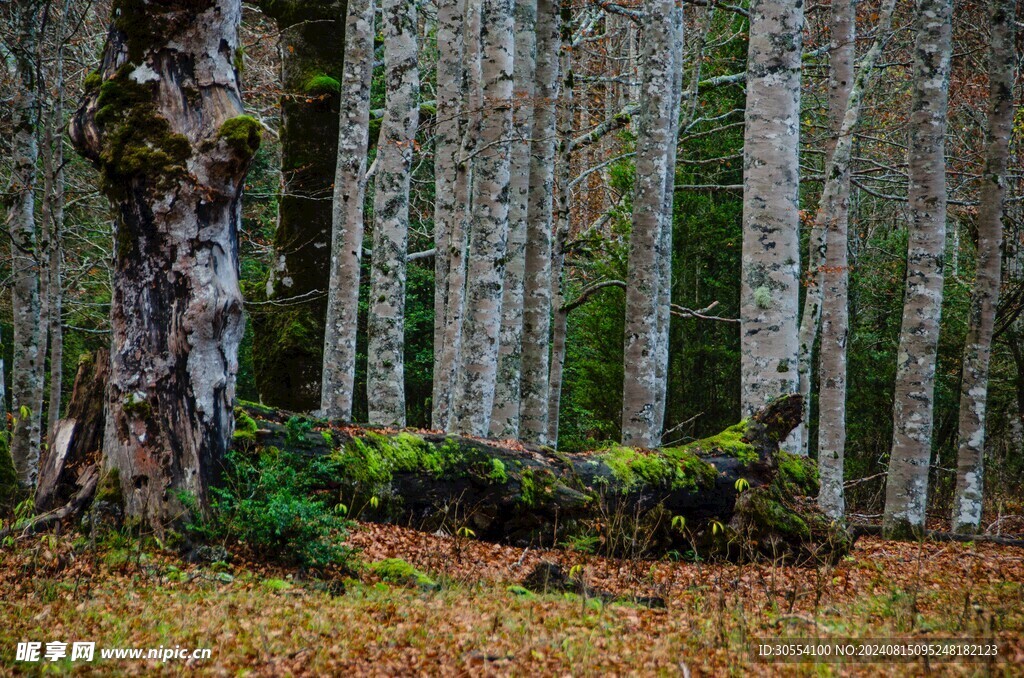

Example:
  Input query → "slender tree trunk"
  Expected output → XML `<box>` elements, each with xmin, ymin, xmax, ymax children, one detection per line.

<box><xmin>952</xmin><ymin>0</ymin><xmax>1015</xmax><ymax>534</ymax></box>
<box><xmin>817</xmin><ymin>0</ymin><xmax>897</xmax><ymax>520</ymax></box>
<box><xmin>519</xmin><ymin>0</ymin><xmax>561</xmax><ymax>444</ymax></box>
<box><xmin>430</xmin><ymin>0</ymin><xmax>465</xmax><ymax>430</ymax></box>
<box><xmin>883</xmin><ymin>0</ymin><xmax>953</xmax><ymax>540</ymax></box>
<box><xmin>70</xmin><ymin>0</ymin><xmax>259</xmax><ymax>525</ymax></box>
<box><xmin>652</xmin><ymin>1</ymin><xmax>685</xmax><ymax>442</ymax></box>
<box><xmin>436</xmin><ymin>0</ymin><xmax>481</xmax><ymax>433</ymax></box>
<box><xmin>739</xmin><ymin>0</ymin><xmax>803</xmax><ymax>443</ymax></box>
<box><xmin>43</xmin><ymin>48</ymin><xmax>67</xmax><ymax>441</ymax></box>
<box><xmin>6</xmin><ymin>0</ymin><xmax>44</xmax><ymax>486</ymax></box>
<box><xmin>546</xmin><ymin>25</ymin><xmax>574</xmax><ymax>447</ymax></box>
<box><xmin>251</xmin><ymin>0</ymin><xmax>345</xmax><ymax>412</ymax></box>
<box><xmin>490</xmin><ymin>0</ymin><xmax>538</xmax><ymax>439</ymax></box>
<box><xmin>794</xmin><ymin>0</ymin><xmax>855</xmax><ymax>456</ymax></box>
<box><xmin>322</xmin><ymin>0</ymin><xmax>376</xmax><ymax>421</ymax></box>
<box><xmin>452</xmin><ymin>0</ymin><xmax>515</xmax><ymax>437</ymax></box>
<box><xmin>621</xmin><ymin>0</ymin><xmax>679</xmax><ymax>448</ymax></box>
<box><xmin>366</xmin><ymin>0</ymin><xmax>420</xmax><ymax>427</ymax></box>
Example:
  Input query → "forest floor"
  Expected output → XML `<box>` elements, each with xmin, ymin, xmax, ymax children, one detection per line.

<box><xmin>0</xmin><ymin>522</ymin><xmax>1022</xmax><ymax>676</ymax></box>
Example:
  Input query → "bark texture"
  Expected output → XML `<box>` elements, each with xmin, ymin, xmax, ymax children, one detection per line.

<box><xmin>251</xmin><ymin>0</ymin><xmax>345</xmax><ymax>412</ymax></box>
<box><xmin>70</xmin><ymin>0</ymin><xmax>259</xmax><ymax>525</ymax></box>
<box><xmin>739</xmin><ymin>0</ymin><xmax>804</xmax><ymax>445</ymax></box>
<box><xmin>518</xmin><ymin>0</ymin><xmax>561</xmax><ymax>444</ymax></box>
<box><xmin>952</xmin><ymin>0</ymin><xmax>1015</xmax><ymax>534</ymax></box>
<box><xmin>883</xmin><ymin>0</ymin><xmax>952</xmax><ymax>539</ymax></box>
<box><xmin>816</xmin><ymin>0</ymin><xmax>897</xmax><ymax>520</ymax></box>
<box><xmin>452</xmin><ymin>0</ymin><xmax>515</xmax><ymax>437</ymax></box>
<box><xmin>5</xmin><ymin>0</ymin><xmax>45</xmax><ymax>486</ymax></box>
<box><xmin>621</xmin><ymin>0</ymin><xmax>679</xmax><ymax>448</ymax></box>
<box><xmin>366</xmin><ymin>0</ymin><xmax>420</xmax><ymax>427</ymax></box>
<box><xmin>321</xmin><ymin>0</ymin><xmax>376</xmax><ymax>421</ymax></box>
<box><xmin>490</xmin><ymin>0</ymin><xmax>538</xmax><ymax>439</ymax></box>
<box><xmin>430</xmin><ymin>0</ymin><xmax>466</xmax><ymax>430</ymax></box>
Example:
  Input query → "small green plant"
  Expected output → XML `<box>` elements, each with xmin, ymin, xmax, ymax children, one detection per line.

<box><xmin>184</xmin><ymin>449</ymin><xmax>352</xmax><ymax>570</ymax></box>
<box><xmin>284</xmin><ymin>416</ymin><xmax>314</xmax><ymax>446</ymax></box>
<box><xmin>368</xmin><ymin>558</ymin><xmax>438</xmax><ymax>590</ymax></box>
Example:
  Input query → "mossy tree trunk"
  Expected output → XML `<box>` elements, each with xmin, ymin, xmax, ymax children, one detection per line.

<box><xmin>251</xmin><ymin>0</ymin><xmax>346</xmax><ymax>412</ymax></box>
<box><xmin>70</xmin><ymin>0</ymin><xmax>260</xmax><ymax>526</ymax></box>
<box><xmin>241</xmin><ymin>394</ymin><xmax>849</xmax><ymax>561</ymax></box>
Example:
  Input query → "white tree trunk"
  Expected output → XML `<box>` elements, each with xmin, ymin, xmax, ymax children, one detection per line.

<box><xmin>6</xmin><ymin>0</ymin><xmax>44</xmax><ymax>486</ymax></box>
<box><xmin>70</xmin><ymin>0</ymin><xmax>258</xmax><ymax>525</ymax></box>
<box><xmin>952</xmin><ymin>0</ymin><xmax>1015</xmax><ymax>534</ymax></box>
<box><xmin>452</xmin><ymin>0</ymin><xmax>515</xmax><ymax>437</ymax></box>
<box><xmin>518</xmin><ymin>0</ymin><xmax>561</xmax><ymax>444</ymax></box>
<box><xmin>435</xmin><ymin>0</ymin><xmax>481</xmax><ymax>432</ymax></box>
<box><xmin>490</xmin><ymin>0</ymin><xmax>538</xmax><ymax>439</ymax></box>
<box><xmin>652</xmin><ymin>0</ymin><xmax>685</xmax><ymax>442</ymax></box>
<box><xmin>366</xmin><ymin>0</ymin><xmax>420</xmax><ymax>427</ymax></box>
<box><xmin>321</xmin><ymin>0</ymin><xmax>376</xmax><ymax>421</ymax></box>
<box><xmin>739</xmin><ymin>0</ymin><xmax>804</xmax><ymax>445</ymax></box>
<box><xmin>621</xmin><ymin>0</ymin><xmax>680</xmax><ymax>448</ymax></box>
<box><xmin>883</xmin><ymin>0</ymin><xmax>952</xmax><ymax>540</ymax></box>
<box><xmin>816</xmin><ymin>0</ymin><xmax>897</xmax><ymax>520</ymax></box>
<box><xmin>431</xmin><ymin>0</ymin><xmax>466</xmax><ymax>430</ymax></box>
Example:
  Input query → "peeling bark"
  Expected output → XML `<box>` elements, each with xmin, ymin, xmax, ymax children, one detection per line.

<box><xmin>519</xmin><ymin>0</ymin><xmax>561</xmax><ymax>444</ymax></box>
<box><xmin>70</xmin><ymin>0</ymin><xmax>258</xmax><ymax>525</ymax></box>
<box><xmin>490</xmin><ymin>0</ymin><xmax>538</xmax><ymax>439</ymax></box>
<box><xmin>739</xmin><ymin>0</ymin><xmax>804</xmax><ymax>448</ymax></box>
<box><xmin>366</xmin><ymin>0</ymin><xmax>420</xmax><ymax>427</ymax></box>
<box><xmin>321</xmin><ymin>0</ymin><xmax>376</xmax><ymax>421</ymax></box>
<box><xmin>952</xmin><ymin>0</ymin><xmax>1015</xmax><ymax>534</ymax></box>
<box><xmin>452</xmin><ymin>0</ymin><xmax>515</xmax><ymax>437</ymax></box>
<box><xmin>883</xmin><ymin>0</ymin><xmax>952</xmax><ymax>540</ymax></box>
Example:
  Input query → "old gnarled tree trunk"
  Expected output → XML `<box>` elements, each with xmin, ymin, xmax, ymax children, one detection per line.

<box><xmin>70</xmin><ymin>0</ymin><xmax>259</xmax><ymax>525</ymax></box>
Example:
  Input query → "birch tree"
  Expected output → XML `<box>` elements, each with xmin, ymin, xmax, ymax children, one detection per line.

<box><xmin>621</xmin><ymin>0</ymin><xmax>680</xmax><ymax>448</ymax></box>
<box><xmin>739</xmin><ymin>0</ymin><xmax>804</xmax><ymax>435</ymax></box>
<box><xmin>452</xmin><ymin>0</ymin><xmax>515</xmax><ymax>436</ymax></box>
<box><xmin>366</xmin><ymin>0</ymin><xmax>420</xmax><ymax>427</ymax></box>
<box><xmin>321</xmin><ymin>0</ymin><xmax>376</xmax><ymax>421</ymax></box>
<box><xmin>251</xmin><ymin>0</ymin><xmax>344</xmax><ymax>412</ymax></box>
<box><xmin>490</xmin><ymin>0</ymin><xmax>538</xmax><ymax>439</ymax></box>
<box><xmin>952</xmin><ymin>0</ymin><xmax>1016</xmax><ymax>534</ymax></box>
<box><xmin>431</xmin><ymin>0</ymin><xmax>466</xmax><ymax>430</ymax></box>
<box><xmin>817</xmin><ymin>0</ymin><xmax>897</xmax><ymax>519</ymax></box>
<box><xmin>70</xmin><ymin>0</ymin><xmax>259</xmax><ymax>524</ymax></box>
<box><xmin>5</xmin><ymin>0</ymin><xmax>44</xmax><ymax>485</ymax></box>
<box><xmin>883</xmin><ymin>0</ymin><xmax>953</xmax><ymax>539</ymax></box>
<box><xmin>519</xmin><ymin>0</ymin><xmax>561</xmax><ymax>444</ymax></box>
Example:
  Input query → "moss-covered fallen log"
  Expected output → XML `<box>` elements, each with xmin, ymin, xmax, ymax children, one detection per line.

<box><xmin>236</xmin><ymin>394</ymin><xmax>852</xmax><ymax>563</ymax></box>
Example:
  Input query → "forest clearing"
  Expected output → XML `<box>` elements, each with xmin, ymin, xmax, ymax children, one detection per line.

<box><xmin>2</xmin><ymin>0</ymin><xmax>1024</xmax><ymax>673</ymax></box>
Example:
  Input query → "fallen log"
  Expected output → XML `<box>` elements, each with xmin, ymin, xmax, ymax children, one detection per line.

<box><xmin>852</xmin><ymin>523</ymin><xmax>1024</xmax><ymax>548</ymax></box>
<box><xmin>238</xmin><ymin>394</ymin><xmax>852</xmax><ymax>563</ymax></box>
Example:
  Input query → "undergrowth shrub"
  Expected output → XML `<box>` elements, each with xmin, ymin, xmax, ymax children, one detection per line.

<box><xmin>184</xmin><ymin>448</ymin><xmax>352</xmax><ymax>570</ymax></box>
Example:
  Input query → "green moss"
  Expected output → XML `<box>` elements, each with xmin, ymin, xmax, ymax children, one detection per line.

<box><xmin>83</xmin><ymin>71</ymin><xmax>102</xmax><ymax>93</ymax></box>
<box><xmin>303</xmin><ymin>74</ymin><xmax>341</xmax><ymax>96</ymax></box>
<box><xmin>233</xmin><ymin>45</ymin><xmax>245</xmax><ymax>72</ymax></box>
<box><xmin>95</xmin><ymin>468</ymin><xmax>123</xmax><ymax>505</ymax></box>
<box><xmin>94</xmin><ymin>74</ymin><xmax>192</xmax><ymax>202</ymax></box>
<box><xmin>599</xmin><ymin>444</ymin><xmax>718</xmax><ymax>495</ymax></box>
<box><xmin>488</xmin><ymin>459</ymin><xmax>508</xmax><ymax>484</ymax></box>
<box><xmin>776</xmin><ymin>451</ymin><xmax>819</xmax><ymax>496</ymax></box>
<box><xmin>369</xmin><ymin>558</ymin><xmax>438</xmax><ymax>590</ymax></box>
<box><xmin>518</xmin><ymin>467</ymin><xmax>558</xmax><ymax>507</ymax></box>
<box><xmin>507</xmin><ymin>585</ymin><xmax>535</xmax><ymax>598</ymax></box>
<box><xmin>232</xmin><ymin>407</ymin><xmax>258</xmax><ymax>443</ymax></box>
<box><xmin>677</xmin><ymin>421</ymin><xmax>757</xmax><ymax>464</ymax></box>
<box><xmin>113</xmin><ymin>0</ymin><xmax>214</xmax><ymax>65</ymax></box>
<box><xmin>217</xmin><ymin>115</ymin><xmax>262</xmax><ymax>159</ymax></box>
<box><xmin>122</xmin><ymin>393</ymin><xmax>152</xmax><ymax>421</ymax></box>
